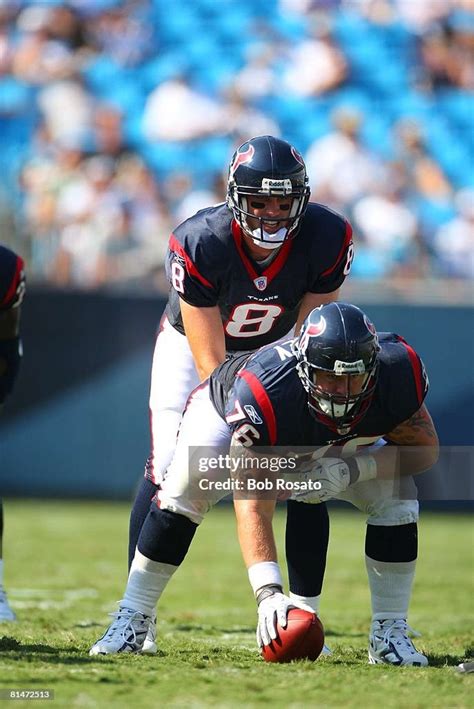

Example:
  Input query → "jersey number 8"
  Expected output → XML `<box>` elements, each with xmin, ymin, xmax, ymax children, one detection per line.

<box><xmin>225</xmin><ymin>303</ymin><xmax>283</xmax><ymax>338</ymax></box>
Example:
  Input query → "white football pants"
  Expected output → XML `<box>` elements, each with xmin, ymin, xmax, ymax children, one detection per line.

<box><xmin>147</xmin><ymin>317</ymin><xmax>200</xmax><ymax>485</ymax></box>
<box><xmin>147</xmin><ymin>318</ymin><xmax>294</xmax><ymax>486</ymax></box>
<box><xmin>156</xmin><ymin>379</ymin><xmax>419</xmax><ymax>527</ymax></box>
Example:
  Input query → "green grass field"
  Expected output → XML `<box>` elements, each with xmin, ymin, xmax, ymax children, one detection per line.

<box><xmin>0</xmin><ymin>501</ymin><xmax>472</xmax><ymax>708</ymax></box>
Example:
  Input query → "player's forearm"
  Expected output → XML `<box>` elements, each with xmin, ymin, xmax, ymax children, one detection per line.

<box><xmin>234</xmin><ymin>499</ymin><xmax>278</xmax><ymax>568</ymax></box>
<box><xmin>295</xmin><ymin>289</ymin><xmax>340</xmax><ymax>335</ymax></box>
<box><xmin>349</xmin><ymin>440</ymin><xmax>439</xmax><ymax>483</ymax></box>
<box><xmin>193</xmin><ymin>349</ymin><xmax>226</xmax><ymax>381</ymax></box>
<box><xmin>371</xmin><ymin>443</ymin><xmax>438</xmax><ymax>478</ymax></box>
<box><xmin>180</xmin><ymin>302</ymin><xmax>226</xmax><ymax>380</ymax></box>
<box><xmin>234</xmin><ymin>499</ymin><xmax>283</xmax><ymax>599</ymax></box>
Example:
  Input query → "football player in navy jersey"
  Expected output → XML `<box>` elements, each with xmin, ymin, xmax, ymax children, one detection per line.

<box><xmin>0</xmin><ymin>245</ymin><xmax>26</xmax><ymax>622</ymax></box>
<box><xmin>126</xmin><ymin>136</ymin><xmax>353</xmax><ymax>651</ymax></box>
<box><xmin>90</xmin><ymin>304</ymin><xmax>438</xmax><ymax>667</ymax></box>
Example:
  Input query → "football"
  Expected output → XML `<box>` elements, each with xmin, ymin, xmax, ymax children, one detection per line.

<box><xmin>261</xmin><ymin>608</ymin><xmax>325</xmax><ymax>663</ymax></box>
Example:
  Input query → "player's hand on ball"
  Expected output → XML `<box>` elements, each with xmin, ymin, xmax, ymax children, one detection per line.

<box><xmin>257</xmin><ymin>592</ymin><xmax>314</xmax><ymax>647</ymax></box>
<box><xmin>292</xmin><ymin>457</ymin><xmax>351</xmax><ymax>503</ymax></box>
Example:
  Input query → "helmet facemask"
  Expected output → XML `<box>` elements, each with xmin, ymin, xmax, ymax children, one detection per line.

<box><xmin>297</xmin><ymin>358</ymin><xmax>378</xmax><ymax>426</ymax></box>
<box><xmin>228</xmin><ymin>179</ymin><xmax>310</xmax><ymax>250</ymax></box>
<box><xmin>293</xmin><ymin>303</ymin><xmax>381</xmax><ymax>430</ymax></box>
<box><xmin>226</xmin><ymin>136</ymin><xmax>310</xmax><ymax>250</ymax></box>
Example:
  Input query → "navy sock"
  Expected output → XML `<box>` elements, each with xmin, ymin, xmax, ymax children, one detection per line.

<box><xmin>365</xmin><ymin>523</ymin><xmax>418</xmax><ymax>562</ymax></box>
<box><xmin>128</xmin><ymin>478</ymin><xmax>159</xmax><ymax>570</ymax></box>
<box><xmin>286</xmin><ymin>500</ymin><xmax>329</xmax><ymax>597</ymax></box>
<box><xmin>137</xmin><ymin>506</ymin><xmax>197</xmax><ymax>566</ymax></box>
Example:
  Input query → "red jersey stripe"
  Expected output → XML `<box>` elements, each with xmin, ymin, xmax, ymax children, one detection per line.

<box><xmin>238</xmin><ymin>369</ymin><xmax>277</xmax><ymax>445</ymax></box>
<box><xmin>169</xmin><ymin>234</ymin><xmax>214</xmax><ymax>290</ymax></box>
<box><xmin>396</xmin><ymin>336</ymin><xmax>424</xmax><ymax>406</ymax></box>
<box><xmin>320</xmin><ymin>221</ymin><xmax>352</xmax><ymax>277</ymax></box>
<box><xmin>1</xmin><ymin>255</ymin><xmax>24</xmax><ymax>308</ymax></box>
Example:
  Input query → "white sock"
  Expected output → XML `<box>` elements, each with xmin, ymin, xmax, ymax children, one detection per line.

<box><xmin>121</xmin><ymin>550</ymin><xmax>178</xmax><ymax>617</ymax></box>
<box><xmin>289</xmin><ymin>592</ymin><xmax>321</xmax><ymax>614</ymax></box>
<box><xmin>365</xmin><ymin>555</ymin><xmax>416</xmax><ymax>621</ymax></box>
<box><xmin>0</xmin><ymin>559</ymin><xmax>4</xmax><ymax>587</ymax></box>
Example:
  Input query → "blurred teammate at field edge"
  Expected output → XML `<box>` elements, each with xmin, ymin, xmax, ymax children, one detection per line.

<box><xmin>0</xmin><ymin>245</ymin><xmax>26</xmax><ymax>622</ymax></box>
<box><xmin>91</xmin><ymin>303</ymin><xmax>439</xmax><ymax>666</ymax></box>
<box><xmin>127</xmin><ymin>135</ymin><xmax>354</xmax><ymax>651</ymax></box>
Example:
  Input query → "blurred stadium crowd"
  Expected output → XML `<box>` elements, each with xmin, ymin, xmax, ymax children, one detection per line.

<box><xmin>0</xmin><ymin>0</ymin><xmax>473</xmax><ymax>292</ymax></box>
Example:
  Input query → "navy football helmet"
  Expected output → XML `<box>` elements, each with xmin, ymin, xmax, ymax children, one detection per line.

<box><xmin>227</xmin><ymin>135</ymin><xmax>310</xmax><ymax>248</ymax></box>
<box><xmin>293</xmin><ymin>302</ymin><xmax>380</xmax><ymax>429</ymax></box>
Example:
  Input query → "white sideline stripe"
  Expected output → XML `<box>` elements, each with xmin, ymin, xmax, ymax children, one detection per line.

<box><xmin>8</xmin><ymin>588</ymin><xmax>98</xmax><ymax>610</ymax></box>
<box><xmin>10</xmin><ymin>588</ymin><xmax>98</xmax><ymax>598</ymax></box>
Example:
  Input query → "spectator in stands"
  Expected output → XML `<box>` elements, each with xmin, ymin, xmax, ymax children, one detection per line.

<box><xmin>392</xmin><ymin>0</ymin><xmax>451</xmax><ymax>35</ymax></box>
<box><xmin>164</xmin><ymin>171</ymin><xmax>226</xmax><ymax>225</ymax></box>
<box><xmin>37</xmin><ymin>76</ymin><xmax>94</xmax><ymax>149</ymax></box>
<box><xmin>91</xmin><ymin>104</ymin><xmax>125</xmax><ymax>158</ymax></box>
<box><xmin>418</xmin><ymin>14</ymin><xmax>474</xmax><ymax>91</ymax></box>
<box><xmin>12</xmin><ymin>5</ymin><xmax>80</xmax><ymax>85</ymax></box>
<box><xmin>304</xmin><ymin>106</ymin><xmax>382</xmax><ymax>212</ymax></box>
<box><xmin>231</xmin><ymin>43</ymin><xmax>277</xmax><ymax>101</ymax></box>
<box><xmin>392</xmin><ymin>118</ymin><xmax>454</xmax><ymax>246</ymax></box>
<box><xmin>142</xmin><ymin>74</ymin><xmax>228</xmax><ymax>143</ymax></box>
<box><xmin>394</xmin><ymin>119</ymin><xmax>452</xmax><ymax>202</ymax></box>
<box><xmin>222</xmin><ymin>86</ymin><xmax>281</xmax><ymax>146</ymax></box>
<box><xmin>351</xmin><ymin>166</ymin><xmax>422</xmax><ymax>278</ymax></box>
<box><xmin>280</xmin><ymin>16</ymin><xmax>347</xmax><ymax>97</ymax></box>
<box><xmin>0</xmin><ymin>0</ymin><xmax>471</xmax><ymax>288</ymax></box>
<box><xmin>432</xmin><ymin>187</ymin><xmax>474</xmax><ymax>278</ymax></box>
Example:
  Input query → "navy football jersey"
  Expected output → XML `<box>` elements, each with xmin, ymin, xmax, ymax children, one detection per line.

<box><xmin>164</xmin><ymin>202</ymin><xmax>353</xmax><ymax>351</ymax></box>
<box><xmin>0</xmin><ymin>245</ymin><xmax>25</xmax><ymax>404</ymax></box>
<box><xmin>210</xmin><ymin>333</ymin><xmax>429</xmax><ymax>452</ymax></box>
<box><xmin>0</xmin><ymin>245</ymin><xmax>25</xmax><ymax>312</ymax></box>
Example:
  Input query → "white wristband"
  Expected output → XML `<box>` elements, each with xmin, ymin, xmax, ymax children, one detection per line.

<box><xmin>248</xmin><ymin>561</ymin><xmax>283</xmax><ymax>595</ymax></box>
<box><xmin>354</xmin><ymin>455</ymin><xmax>377</xmax><ymax>482</ymax></box>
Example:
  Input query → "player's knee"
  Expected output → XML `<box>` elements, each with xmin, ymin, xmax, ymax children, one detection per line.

<box><xmin>366</xmin><ymin>499</ymin><xmax>419</xmax><ymax>527</ymax></box>
<box><xmin>157</xmin><ymin>489</ymin><xmax>209</xmax><ymax>526</ymax></box>
<box><xmin>137</xmin><ymin>506</ymin><xmax>198</xmax><ymax>566</ymax></box>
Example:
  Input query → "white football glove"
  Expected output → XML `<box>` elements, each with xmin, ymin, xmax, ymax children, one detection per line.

<box><xmin>291</xmin><ymin>457</ymin><xmax>351</xmax><ymax>503</ymax></box>
<box><xmin>256</xmin><ymin>592</ymin><xmax>314</xmax><ymax>647</ymax></box>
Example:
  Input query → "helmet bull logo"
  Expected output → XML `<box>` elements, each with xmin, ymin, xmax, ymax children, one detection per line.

<box><xmin>300</xmin><ymin>317</ymin><xmax>327</xmax><ymax>354</ymax></box>
<box><xmin>230</xmin><ymin>144</ymin><xmax>255</xmax><ymax>176</ymax></box>
<box><xmin>291</xmin><ymin>146</ymin><xmax>305</xmax><ymax>166</ymax></box>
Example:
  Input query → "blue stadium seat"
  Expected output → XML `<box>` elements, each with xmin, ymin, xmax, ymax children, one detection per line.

<box><xmin>437</xmin><ymin>89</ymin><xmax>474</xmax><ymax>130</ymax></box>
<box><xmin>138</xmin><ymin>55</ymin><xmax>190</xmax><ymax>94</ymax></box>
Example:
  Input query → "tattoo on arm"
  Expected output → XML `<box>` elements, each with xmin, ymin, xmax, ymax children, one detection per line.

<box><xmin>385</xmin><ymin>404</ymin><xmax>438</xmax><ymax>446</ymax></box>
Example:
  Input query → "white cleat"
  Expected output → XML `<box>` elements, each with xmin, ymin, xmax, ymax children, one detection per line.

<box><xmin>369</xmin><ymin>618</ymin><xmax>428</xmax><ymax>666</ymax></box>
<box><xmin>141</xmin><ymin>613</ymin><xmax>157</xmax><ymax>655</ymax></box>
<box><xmin>0</xmin><ymin>587</ymin><xmax>16</xmax><ymax>622</ymax></box>
<box><xmin>89</xmin><ymin>607</ymin><xmax>151</xmax><ymax>655</ymax></box>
